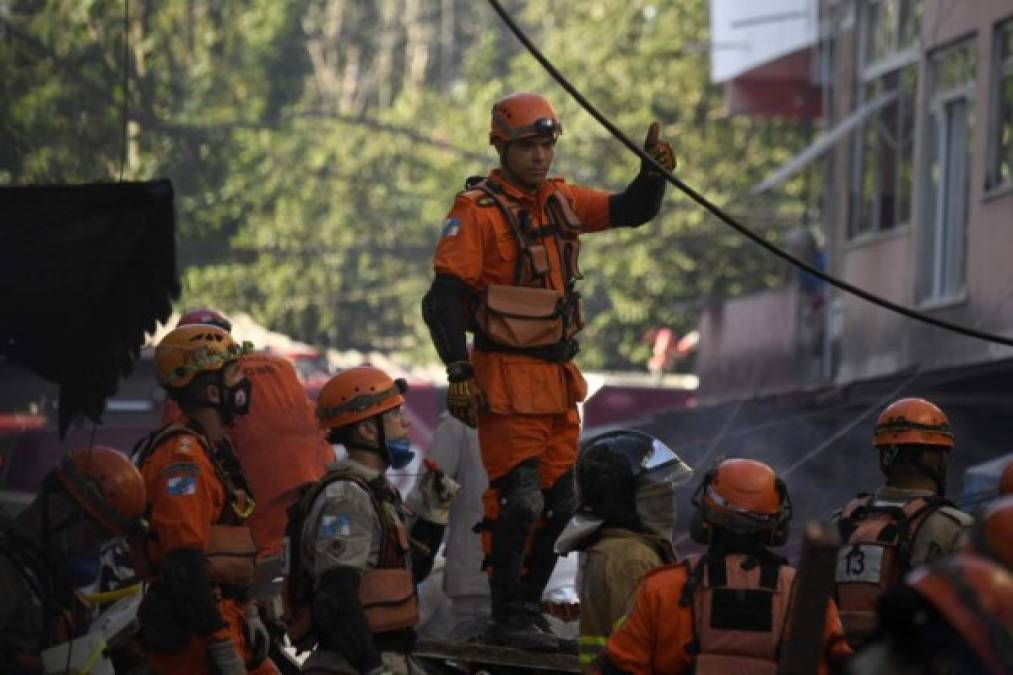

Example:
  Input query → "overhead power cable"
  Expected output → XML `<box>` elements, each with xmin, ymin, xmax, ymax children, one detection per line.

<box><xmin>485</xmin><ymin>0</ymin><xmax>1013</xmax><ymax>349</ymax></box>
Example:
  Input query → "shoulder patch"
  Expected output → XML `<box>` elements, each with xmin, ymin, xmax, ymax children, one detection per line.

<box><xmin>166</xmin><ymin>474</ymin><xmax>197</xmax><ymax>497</ymax></box>
<box><xmin>477</xmin><ymin>196</ymin><xmax>495</xmax><ymax>207</ymax></box>
<box><xmin>441</xmin><ymin>217</ymin><xmax>461</xmax><ymax>238</ymax></box>
<box><xmin>319</xmin><ymin>513</ymin><xmax>353</xmax><ymax>538</ymax></box>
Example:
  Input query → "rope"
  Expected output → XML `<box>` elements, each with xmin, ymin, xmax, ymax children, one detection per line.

<box><xmin>485</xmin><ymin>0</ymin><xmax>1013</xmax><ymax>348</ymax></box>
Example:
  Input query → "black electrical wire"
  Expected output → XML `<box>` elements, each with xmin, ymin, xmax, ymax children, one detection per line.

<box><xmin>485</xmin><ymin>0</ymin><xmax>1013</xmax><ymax>349</ymax></box>
<box><xmin>118</xmin><ymin>0</ymin><xmax>129</xmax><ymax>181</ymax></box>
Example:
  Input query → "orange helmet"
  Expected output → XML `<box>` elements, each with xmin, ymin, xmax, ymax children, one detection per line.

<box><xmin>55</xmin><ymin>446</ymin><xmax>147</xmax><ymax>536</ymax></box>
<box><xmin>489</xmin><ymin>92</ymin><xmax>562</xmax><ymax>146</ymax></box>
<box><xmin>999</xmin><ymin>460</ymin><xmax>1013</xmax><ymax>497</ymax></box>
<box><xmin>155</xmin><ymin>324</ymin><xmax>253</xmax><ymax>389</ymax></box>
<box><xmin>316</xmin><ymin>366</ymin><xmax>407</xmax><ymax>431</ymax></box>
<box><xmin>691</xmin><ymin>458</ymin><xmax>791</xmax><ymax>545</ymax></box>
<box><xmin>873</xmin><ymin>398</ymin><xmax>954</xmax><ymax>448</ymax></box>
<box><xmin>977</xmin><ymin>495</ymin><xmax>1013</xmax><ymax>568</ymax></box>
<box><xmin>177</xmin><ymin>307</ymin><xmax>232</xmax><ymax>332</ymax></box>
<box><xmin>906</xmin><ymin>553</ymin><xmax>1013</xmax><ymax>675</ymax></box>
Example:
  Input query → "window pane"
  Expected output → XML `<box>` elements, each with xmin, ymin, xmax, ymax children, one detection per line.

<box><xmin>990</xmin><ymin>22</ymin><xmax>1013</xmax><ymax>189</ymax></box>
<box><xmin>898</xmin><ymin>0</ymin><xmax>921</xmax><ymax>50</ymax></box>
<box><xmin>897</xmin><ymin>66</ymin><xmax>918</xmax><ymax>223</ymax></box>
<box><xmin>878</xmin><ymin>73</ymin><xmax>900</xmax><ymax>230</ymax></box>
<box><xmin>941</xmin><ymin>99</ymin><xmax>969</xmax><ymax>298</ymax></box>
<box><xmin>1000</xmin><ymin>75</ymin><xmax>1013</xmax><ymax>185</ymax></box>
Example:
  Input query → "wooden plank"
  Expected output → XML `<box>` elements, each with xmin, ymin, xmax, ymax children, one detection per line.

<box><xmin>414</xmin><ymin>639</ymin><xmax>583</xmax><ymax>673</ymax></box>
<box><xmin>778</xmin><ymin>520</ymin><xmax>842</xmax><ymax>675</ymax></box>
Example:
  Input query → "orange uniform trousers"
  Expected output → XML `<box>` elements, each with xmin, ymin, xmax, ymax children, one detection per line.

<box><xmin>140</xmin><ymin>425</ymin><xmax>277</xmax><ymax>675</ymax></box>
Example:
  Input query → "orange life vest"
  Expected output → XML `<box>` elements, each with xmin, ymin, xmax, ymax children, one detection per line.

<box><xmin>833</xmin><ymin>494</ymin><xmax>950</xmax><ymax>640</ymax></box>
<box><xmin>283</xmin><ymin>469</ymin><xmax>419</xmax><ymax>653</ymax></box>
<box><xmin>469</xmin><ymin>178</ymin><xmax>585</xmax><ymax>356</ymax></box>
<box><xmin>683</xmin><ymin>552</ymin><xmax>795</xmax><ymax>675</ymax></box>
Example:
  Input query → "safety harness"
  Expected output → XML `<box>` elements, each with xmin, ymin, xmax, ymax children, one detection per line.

<box><xmin>678</xmin><ymin>550</ymin><xmax>793</xmax><ymax>675</ymax></box>
<box><xmin>283</xmin><ymin>468</ymin><xmax>418</xmax><ymax>653</ymax></box>
<box><xmin>130</xmin><ymin>421</ymin><xmax>257</xmax><ymax>586</ymax></box>
<box><xmin>834</xmin><ymin>493</ymin><xmax>953</xmax><ymax>640</ymax></box>
<box><xmin>468</xmin><ymin>177</ymin><xmax>585</xmax><ymax>363</ymax></box>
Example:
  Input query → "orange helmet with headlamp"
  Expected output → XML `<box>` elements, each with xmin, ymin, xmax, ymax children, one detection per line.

<box><xmin>489</xmin><ymin>92</ymin><xmax>562</xmax><ymax>146</ymax></box>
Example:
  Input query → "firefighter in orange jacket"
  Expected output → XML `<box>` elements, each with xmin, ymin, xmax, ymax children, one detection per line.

<box><xmin>422</xmin><ymin>92</ymin><xmax>676</xmax><ymax>648</ymax></box>
<box><xmin>593</xmin><ymin>459</ymin><xmax>852</xmax><ymax>675</ymax></box>
<box><xmin>165</xmin><ymin>308</ymin><xmax>333</xmax><ymax>557</ymax></box>
<box><xmin>136</xmin><ymin>325</ymin><xmax>276</xmax><ymax>675</ymax></box>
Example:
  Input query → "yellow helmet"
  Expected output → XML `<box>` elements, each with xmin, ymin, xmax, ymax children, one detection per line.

<box><xmin>155</xmin><ymin>325</ymin><xmax>253</xmax><ymax>389</ymax></box>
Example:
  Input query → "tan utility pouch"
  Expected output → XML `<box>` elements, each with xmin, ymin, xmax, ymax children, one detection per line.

<box><xmin>359</xmin><ymin>567</ymin><xmax>420</xmax><ymax>633</ymax></box>
<box><xmin>475</xmin><ymin>284</ymin><xmax>564</xmax><ymax>348</ymax></box>
<box><xmin>205</xmin><ymin>524</ymin><xmax>257</xmax><ymax>586</ymax></box>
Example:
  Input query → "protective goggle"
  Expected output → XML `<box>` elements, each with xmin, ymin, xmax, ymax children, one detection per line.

<box><xmin>496</xmin><ymin>114</ymin><xmax>563</xmax><ymax>141</ymax></box>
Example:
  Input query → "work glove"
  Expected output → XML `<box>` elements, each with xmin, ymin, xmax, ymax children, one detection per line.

<box><xmin>406</xmin><ymin>459</ymin><xmax>461</xmax><ymax>525</ymax></box>
<box><xmin>642</xmin><ymin>121</ymin><xmax>676</xmax><ymax>176</ymax></box>
<box><xmin>446</xmin><ymin>361</ymin><xmax>485</xmax><ymax>428</ymax></box>
<box><xmin>243</xmin><ymin>603</ymin><xmax>269</xmax><ymax>667</ymax></box>
<box><xmin>207</xmin><ymin>638</ymin><xmax>247</xmax><ymax>675</ymax></box>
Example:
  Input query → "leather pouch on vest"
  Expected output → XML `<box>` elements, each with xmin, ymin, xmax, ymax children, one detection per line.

<box><xmin>137</xmin><ymin>584</ymin><xmax>188</xmax><ymax>653</ymax></box>
<box><xmin>205</xmin><ymin>524</ymin><xmax>257</xmax><ymax>586</ymax></box>
<box><xmin>475</xmin><ymin>284</ymin><xmax>565</xmax><ymax>348</ymax></box>
<box><xmin>359</xmin><ymin>567</ymin><xmax>420</xmax><ymax>633</ymax></box>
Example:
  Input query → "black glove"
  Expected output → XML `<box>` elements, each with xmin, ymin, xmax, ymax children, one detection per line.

<box><xmin>313</xmin><ymin>567</ymin><xmax>382</xmax><ymax>673</ymax></box>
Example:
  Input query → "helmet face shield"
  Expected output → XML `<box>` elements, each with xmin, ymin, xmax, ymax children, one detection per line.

<box><xmin>580</xmin><ymin>430</ymin><xmax>693</xmax><ymax>487</ymax></box>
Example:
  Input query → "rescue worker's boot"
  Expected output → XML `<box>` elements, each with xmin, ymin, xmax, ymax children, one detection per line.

<box><xmin>481</xmin><ymin>462</ymin><xmax>558</xmax><ymax>652</ymax></box>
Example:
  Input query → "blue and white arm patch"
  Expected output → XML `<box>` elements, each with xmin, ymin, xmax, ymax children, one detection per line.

<box><xmin>319</xmin><ymin>514</ymin><xmax>353</xmax><ymax>538</ymax></box>
<box><xmin>441</xmin><ymin>217</ymin><xmax>461</xmax><ymax>238</ymax></box>
<box><xmin>166</xmin><ymin>475</ymin><xmax>197</xmax><ymax>496</ymax></box>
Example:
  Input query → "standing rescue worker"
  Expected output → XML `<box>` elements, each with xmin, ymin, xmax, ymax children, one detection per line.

<box><xmin>832</xmin><ymin>398</ymin><xmax>973</xmax><ymax>647</ymax></box>
<box><xmin>283</xmin><ymin>366</ymin><xmax>458</xmax><ymax>675</ymax></box>
<box><xmin>0</xmin><ymin>447</ymin><xmax>146</xmax><ymax>674</ymax></box>
<box><xmin>846</xmin><ymin>553</ymin><xmax>1013</xmax><ymax>675</ymax></box>
<box><xmin>593</xmin><ymin>458</ymin><xmax>852</xmax><ymax>675</ymax></box>
<box><xmin>554</xmin><ymin>430</ymin><xmax>692</xmax><ymax>668</ymax></box>
<box><xmin>166</xmin><ymin>308</ymin><xmax>333</xmax><ymax>557</ymax></box>
<box><xmin>422</xmin><ymin>92</ymin><xmax>676</xmax><ymax>649</ymax></box>
<box><xmin>134</xmin><ymin>324</ymin><xmax>275</xmax><ymax>675</ymax></box>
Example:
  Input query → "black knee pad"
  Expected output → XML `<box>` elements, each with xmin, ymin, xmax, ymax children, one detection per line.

<box><xmin>494</xmin><ymin>459</ymin><xmax>544</xmax><ymax>528</ymax></box>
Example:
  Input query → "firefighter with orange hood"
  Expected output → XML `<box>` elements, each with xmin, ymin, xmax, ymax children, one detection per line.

<box><xmin>422</xmin><ymin>92</ymin><xmax>676</xmax><ymax>648</ymax></box>
<box><xmin>0</xmin><ymin>447</ymin><xmax>146</xmax><ymax>674</ymax></box>
<box><xmin>831</xmin><ymin>398</ymin><xmax>973</xmax><ymax>648</ymax></box>
<box><xmin>593</xmin><ymin>458</ymin><xmax>851</xmax><ymax>675</ymax></box>
<box><xmin>134</xmin><ymin>325</ymin><xmax>276</xmax><ymax>675</ymax></box>
<box><xmin>283</xmin><ymin>366</ymin><xmax>458</xmax><ymax>675</ymax></box>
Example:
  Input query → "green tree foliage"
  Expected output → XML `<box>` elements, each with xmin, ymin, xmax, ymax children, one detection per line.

<box><xmin>0</xmin><ymin>0</ymin><xmax>815</xmax><ymax>370</ymax></box>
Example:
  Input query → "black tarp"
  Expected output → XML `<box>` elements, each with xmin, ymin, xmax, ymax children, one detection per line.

<box><xmin>0</xmin><ymin>179</ymin><xmax>179</xmax><ymax>435</ymax></box>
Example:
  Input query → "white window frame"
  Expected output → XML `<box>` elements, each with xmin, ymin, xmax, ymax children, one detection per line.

<box><xmin>985</xmin><ymin>18</ymin><xmax>1013</xmax><ymax>194</ymax></box>
<box><xmin>917</xmin><ymin>38</ymin><xmax>976</xmax><ymax>305</ymax></box>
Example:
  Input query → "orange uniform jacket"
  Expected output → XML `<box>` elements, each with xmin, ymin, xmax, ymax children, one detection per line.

<box><xmin>140</xmin><ymin>424</ymin><xmax>275</xmax><ymax>675</ymax></box>
<box><xmin>432</xmin><ymin>169</ymin><xmax>611</xmax><ymax>482</ymax></box>
<box><xmin>163</xmin><ymin>352</ymin><xmax>332</xmax><ymax>555</ymax></box>
<box><xmin>601</xmin><ymin>562</ymin><xmax>852</xmax><ymax>675</ymax></box>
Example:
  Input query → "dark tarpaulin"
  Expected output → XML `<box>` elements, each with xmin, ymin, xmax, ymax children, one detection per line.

<box><xmin>0</xmin><ymin>179</ymin><xmax>180</xmax><ymax>435</ymax></box>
